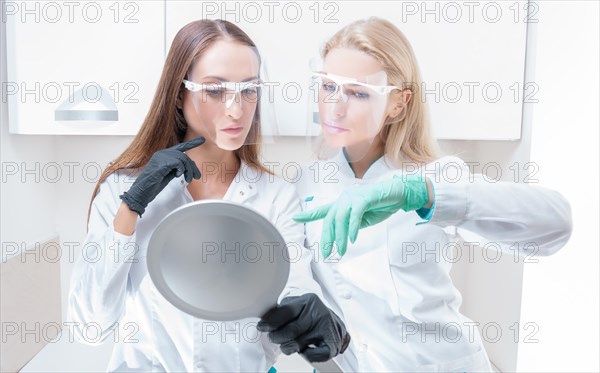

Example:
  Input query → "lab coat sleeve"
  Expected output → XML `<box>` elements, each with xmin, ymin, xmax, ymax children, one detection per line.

<box><xmin>423</xmin><ymin>156</ymin><xmax>573</xmax><ymax>256</ymax></box>
<box><xmin>67</xmin><ymin>171</ymin><xmax>137</xmax><ymax>344</ymax></box>
<box><xmin>272</xmin><ymin>181</ymin><xmax>327</xmax><ymax>301</ymax></box>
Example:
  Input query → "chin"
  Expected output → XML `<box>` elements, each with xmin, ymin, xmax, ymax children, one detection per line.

<box><xmin>323</xmin><ymin>133</ymin><xmax>353</xmax><ymax>148</ymax></box>
<box><xmin>216</xmin><ymin>139</ymin><xmax>245</xmax><ymax>152</ymax></box>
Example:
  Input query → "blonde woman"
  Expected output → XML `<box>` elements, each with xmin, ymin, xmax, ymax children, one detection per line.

<box><xmin>294</xmin><ymin>17</ymin><xmax>573</xmax><ymax>372</ymax></box>
<box><xmin>67</xmin><ymin>19</ymin><xmax>348</xmax><ymax>372</ymax></box>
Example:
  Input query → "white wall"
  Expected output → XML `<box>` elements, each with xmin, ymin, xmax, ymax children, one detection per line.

<box><xmin>0</xmin><ymin>28</ymin><xmax>57</xmax><ymax>253</ymax></box>
<box><xmin>517</xmin><ymin>2</ymin><xmax>599</xmax><ymax>372</ymax></box>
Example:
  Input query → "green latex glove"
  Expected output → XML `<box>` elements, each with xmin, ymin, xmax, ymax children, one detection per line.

<box><xmin>294</xmin><ymin>175</ymin><xmax>430</xmax><ymax>258</ymax></box>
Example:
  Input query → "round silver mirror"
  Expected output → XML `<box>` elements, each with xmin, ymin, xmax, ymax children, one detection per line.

<box><xmin>147</xmin><ymin>200</ymin><xmax>290</xmax><ymax>321</ymax></box>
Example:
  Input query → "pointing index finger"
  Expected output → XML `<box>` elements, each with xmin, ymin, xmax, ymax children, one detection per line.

<box><xmin>171</xmin><ymin>136</ymin><xmax>206</xmax><ymax>152</ymax></box>
<box><xmin>293</xmin><ymin>203</ymin><xmax>332</xmax><ymax>223</ymax></box>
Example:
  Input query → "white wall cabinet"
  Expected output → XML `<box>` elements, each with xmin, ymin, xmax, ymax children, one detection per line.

<box><xmin>5</xmin><ymin>0</ymin><xmax>164</xmax><ymax>135</ymax></box>
<box><xmin>6</xmin><ymin>1</ymin><xmax>531</xmax><ymax>139</ymax></box>
<box><xmin>166</xmin><ymin>0</ymin><xmax>530</xmax><ymax>139</ymax></box>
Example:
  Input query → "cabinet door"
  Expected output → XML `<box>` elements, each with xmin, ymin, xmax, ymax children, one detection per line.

<box><xmin>6</xmin><ymin>1</ymin><xmax>165</xmax><ymax>135</ymax></box>
<box><xmin>165</xmin><ymin>1</ymin><xmax>530</xmax><ymax>139</ymax></box>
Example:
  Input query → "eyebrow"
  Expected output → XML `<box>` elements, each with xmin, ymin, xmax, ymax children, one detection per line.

<box><xmin>319</xmin><ymin>73</ymin><xmax>367</xmax><ymax>87</ymax></box>
<box><xmin>200</xmin><ymin>76</ymin><xmax>259</xmax><ymax>82</ymax></box>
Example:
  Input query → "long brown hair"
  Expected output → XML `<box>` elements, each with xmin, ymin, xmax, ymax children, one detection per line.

<box><xmin>87</xmin><ymin>19</ymin><xmax>269</xmax><ymax>225</ymax></box>
<box><xmin>322</xmin><ymin>17</ymin><xmax>439</xmax><ymax>165</ymax></box>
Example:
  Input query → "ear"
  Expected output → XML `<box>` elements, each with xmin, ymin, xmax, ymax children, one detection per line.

<box><xmin>388</xmin><ymin>89</ymin><xmax>412</xmax><ymax>119</ymax></box>
<box><xmin>176</xmin><ymin>89</ymin><xmax>184</xmax><ymax>110</ymax></box>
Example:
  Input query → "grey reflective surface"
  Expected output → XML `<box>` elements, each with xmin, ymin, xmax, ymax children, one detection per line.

<box><xmin>55</xmin><ymin>109</ymin><xmax>118</xmax><ymax>121</ymax></box>
<box><xmin>147</xmin><ymin>200</ymin><xmax>290</xmax><ymax>321</ymax></box>
<box><xmin>54</xmin><ymin>84</ymin><xmax>119</xmax><ymax>122</ymax></box>
<box><xmin>307</xmin><ymin>357</ymin><xmax>344</xmax><ymax>373</ymax></box>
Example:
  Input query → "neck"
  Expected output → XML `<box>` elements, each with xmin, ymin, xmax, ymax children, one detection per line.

<box><xmin>344</xmin><ymin>137</ymin><xmax>385</xmax><ymax>179</ymax></box>
<box><xmin>182</xmin><ymin>134</ymin><xmax>240</xmax><ymax>184</ymax></box>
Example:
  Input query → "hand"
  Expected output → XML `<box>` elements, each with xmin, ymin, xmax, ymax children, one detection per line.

<box><xmin>257</xmin><ymin>293</ymin><xmax>350</xmax><ymax>363</ymax></box>
<box><xmin>294</xmin><ymin>175</ymin><xmax>429</xmax><ymax>258</ymax></box>
<box><xmin>119</xmin><ymin>137</ymin><xmax>205</xmax><ymax>217</ymax></box>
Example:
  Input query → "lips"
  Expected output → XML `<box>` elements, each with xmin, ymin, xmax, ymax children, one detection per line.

<box><xmin>221</xmin><ymin>124</ymin><xmax>244</xmax><ymax>135</ymax></box>
<box><xmin>323</xmin><ymin>122</ymin><xmax>349</xmax><ymax>134</ymax></box>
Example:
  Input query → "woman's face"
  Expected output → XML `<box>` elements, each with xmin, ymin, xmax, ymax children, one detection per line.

<box><xmin>182</xmin><ymin>40</ymin><xmax>260</xmax><ymax>151</ymax></box>
<box><xmin>318</xmin><ymin>48</ymin><xmax>398</xmax><ymax>149</ymax></box>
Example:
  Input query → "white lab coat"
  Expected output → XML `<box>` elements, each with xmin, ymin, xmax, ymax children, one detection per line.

<box><xmin>67</xmin><ymin>161</ymin><xmax>324</xmax><ymax>372</ymax></box>
<box><xmin>296</xmin><ymin>151</ymin><xmax>572</xmax><ymax>372</ymax></box>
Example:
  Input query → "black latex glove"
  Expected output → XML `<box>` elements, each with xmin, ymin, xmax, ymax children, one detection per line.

<box><xmin>257</xmin><ymin>293</ymin><xmax>351</xmax><ymax>363</ymax></box>
<box><xmin>119</xmin><ymin>137</ymin><xmax>205</xmax><ymax>217</ymax></box>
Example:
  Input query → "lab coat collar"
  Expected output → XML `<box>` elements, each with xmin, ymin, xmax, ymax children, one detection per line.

<box><xmin>332</xmin><ymin>149</ymin><xmax>396</xmax><ymax>182</ymax></box>
<box><xmin>176</xmin><ymin>160</ymin><xmax>258</xmax><ymax>204</ymax></box>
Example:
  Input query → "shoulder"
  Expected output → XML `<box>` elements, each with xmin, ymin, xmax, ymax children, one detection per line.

<box><xmin>423</xmin><ymin>155</ymin><xmax>468</xmax><ymax>169</ymax></box>
<box><xmin>420</xmin><ymin>156</ymin><xmax>470</xmax><ymax>180</ymax></box>
<box><xmin>240</xmin><ymin>166</ymin><xmax>303</xmax><ymax>219</ymax></box>
<box><xmin>259</xmin><ymin>169</ymin><xmax>299</xmax><ymax>198</ymax></box>
<box><xmin>412</xmin><ymin>156</ymin><xmax>471</xmax><ymax>186</ymax></box>
<box><xmin>240</xmin><ymin>163</ymin><xmax>299</xmax><ymax>199</ymax></box>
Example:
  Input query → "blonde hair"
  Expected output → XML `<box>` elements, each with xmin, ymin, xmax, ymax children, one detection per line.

<box><xmin>322</xmin><ymin>17</ymin><xmax>439</xmax><ymax>165</ymax></box>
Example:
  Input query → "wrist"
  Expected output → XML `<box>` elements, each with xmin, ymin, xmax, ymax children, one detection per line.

<box><xmin>394</xmin><ymin>175</ymin><xmax>429</xmax><ymax>211</ymax></box>
<box><xmin>114</xmin><ymin>201</ymin><xmax>138</xmax><ymax>236</ymax></box>
<box><xmin>423</xmin><ymin>178</ymin><xmax>434</xmax><ymax>209</ymax></box>
<box><xmin>119</xmin><ymin>192</ymin><xmax>145</xmax><ymax>217</ymax></box>
<box><xmin>340</xmin><ymin>332</ymin><xmax>351</xmax><ymax>354</ymax></box>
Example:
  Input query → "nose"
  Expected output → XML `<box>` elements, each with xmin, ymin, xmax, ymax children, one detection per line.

<box><xmin>335</xmin><ymin>86</ymin><xmax>349</xmax><ymax>104</ymax></box>
<box><xmin>331</xmin><ymin>88</ymin><xmax>347</xmax><ymax>117</ymax></box>
<box><xmin>225</xmin><ymin>91</ymin><xmax>243</xmax><ymax>119</ymax></box>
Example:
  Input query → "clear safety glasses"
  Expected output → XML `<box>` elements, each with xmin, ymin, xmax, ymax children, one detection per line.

<box><xmin>311</xmin><ymin>72</ymin><xmax>404</xmax><ymax>104</ymax></box>
<box><xmin>182</xmin><ymin>79</ymin><xmax>263</xmax><ymax>109</ymax></box>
